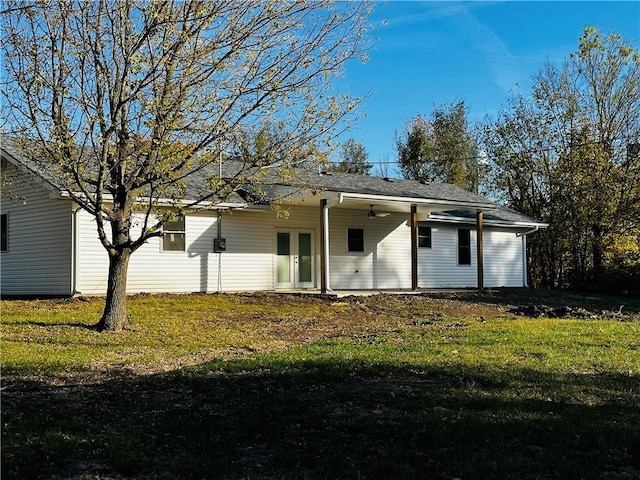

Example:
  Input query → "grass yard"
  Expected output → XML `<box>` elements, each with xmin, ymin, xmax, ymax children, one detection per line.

<box><xmin>1</xmin><ymin>290</ymin><xmax>639</xmax><ymax>479</ymax></box>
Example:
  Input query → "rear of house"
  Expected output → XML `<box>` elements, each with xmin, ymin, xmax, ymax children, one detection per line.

<box><xmin>1</xmin><ymin>141</ymin><xmax>546</xmax><ymax>297</ymax></box>
<box><xmin>70</xmin><ymin>204</ymin><xmax>535</xmax><ymax>295</ymax></box>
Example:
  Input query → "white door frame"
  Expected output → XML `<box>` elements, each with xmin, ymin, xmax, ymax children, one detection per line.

<box><xmin>275</xmin><ymin>228</ymin><xmax>315</xmax><ymax>289</ymax></box>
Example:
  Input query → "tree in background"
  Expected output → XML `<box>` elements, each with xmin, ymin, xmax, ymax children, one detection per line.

<box><xmin>481</xmin><ymin>27</ymin><xmax>640</xmax><ymax>292</ymax></box>
<box><xmin>395</xmin><ymin>115</ymin><xmax>433</xmax><ymax>181</ymax></box>
<box><xmin>1</xmin><ymin>0</ymin><xmax>370</xmax><ymax>330</ymax></box>
<box><xmin>333</xmin><ymin>138</ymin><xmax>371</xmax><ymax>174</ymax></box>
<box><xmin>396</xmin><ymin>102</ymin><xmax>482</xmax><ymax>192</ymax></box>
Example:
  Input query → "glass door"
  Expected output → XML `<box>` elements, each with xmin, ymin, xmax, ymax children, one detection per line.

<box><xmin>275</xmin><ymin>229</ymin><xmax>314</xmax><ymax>289</ymax></box>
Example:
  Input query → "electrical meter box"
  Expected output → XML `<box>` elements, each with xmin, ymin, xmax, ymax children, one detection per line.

<box><xmin>214</xmin><ymin>238</ymin><xmax>227</xmax><ymax>252</ymax></box>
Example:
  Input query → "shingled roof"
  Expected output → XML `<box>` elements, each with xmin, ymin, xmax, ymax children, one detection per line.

<box><xmin>270</xmin><ymin>168</ymin><xmax>495</xmax><ymax>207</ymax></box>
<box><xmin>1</xmin><ymin>135</ymin><xmax>546</xmax><ymax>227</ymax></box>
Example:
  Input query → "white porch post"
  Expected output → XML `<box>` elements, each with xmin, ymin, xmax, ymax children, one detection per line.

<box><xmin>411</xmin><ymin>205</ymin><xmax>418</xmax><ymax>290</ymax></box>
<box><xmin>476</xmin><ymin>210</ymin><xmax>484</xmax><ymax>290</ymax></box>
<box><xmin>321</xmin><ymin>199</ymin><xmax>329</xmax><ymax>293</ymax></box>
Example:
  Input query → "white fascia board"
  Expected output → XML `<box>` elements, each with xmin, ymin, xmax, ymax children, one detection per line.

<box><xmin>150</xmin><ymin>198</ymin><xmax>248</xmax><ymax>210</ymax></box>
<box><xmin>428</xmin><ymin>213</ymin><xmax>548</xmax><ymax>229</ymax></box>
<box><xmin>337</xmin><ymin>191</ymin><xmax>496</xmax><ymax>211</ymax></box>
<box><xmin>60</xmin><ymin>191</ymin><xmax>247</xmax><ymax>210</ymax></box>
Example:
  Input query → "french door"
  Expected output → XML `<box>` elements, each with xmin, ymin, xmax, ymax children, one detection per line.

<box><xmin>275</xmin><ymin>229</ymin><xmax>314</xmax><ymax>289</ymax></box>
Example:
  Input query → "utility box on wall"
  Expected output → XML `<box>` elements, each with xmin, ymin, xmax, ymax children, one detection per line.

<box><xmin>214</xmin><ymin>238</ymin><xmax>227</xmax><ymax>252</ymax></box>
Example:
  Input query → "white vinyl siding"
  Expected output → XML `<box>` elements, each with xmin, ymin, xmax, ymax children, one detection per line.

<box><xmin>418</xmin><ymin>223</ymin><xmax>526</xmax><ymax>288</ymax></box>
<box><xmin>217</xmin><ymin>207</ymin><xmax>321</xmax><ymax>291</ymax></box>
<box><xmin>76</xmin><ymin>205</ymin><xmax>416</xmax><ymax>294</ymax></box>
<box><xmin>77</xmin><ymin>210</ymin><xmax>225</xmax><ymax>294</ymax></box>
<box><xmin>76</xmin><ymin>209</ymin><xmax>528</xmax><ymax>294</ymax></box>
<box><xmin>0</xmin><ymin>162</ymin><xmax>72</xmax><ymax>295</ymax></box>
<box><xmin>418</xmin><ymin>223</ymin><xmax>477</xmax><ymax>288</ymax></box>
<box><xmin>327</xmin><ymin>208</ymin><xmax>412</xmax><ymax>290</ymax></box>
<box><xmin>76</xmin><ymin>206</ymin><xmax>323</xmax><ymax>294</ymax></box>
<box><xmin>483</xmin><ymin>228</ymin><xmax>525</xmax><ymax>287</ymax></box>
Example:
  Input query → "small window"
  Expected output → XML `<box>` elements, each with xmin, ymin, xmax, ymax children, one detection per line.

<box><xmin>458</xmin><ymin>228</ymin><xmax>471</xmax><ymax>265</ymax></box>
<box><xmin>418</xmin><ymin>224</ymin><xmax>432</xmax><ymax>248</ymax></box>
<box><xmin>163</xmin><ymin>215</ymin><xmax>186</xmax><ymax>252</ymax></box>
<box><xmin>347</xmin><ymin>228</ymin><xmax>364</xmax><ymax>252</ymax></box>
<box><xmin>1</xmin><ymin>213</ymin><xmax>7</xmax><ymax>252</ymax></box>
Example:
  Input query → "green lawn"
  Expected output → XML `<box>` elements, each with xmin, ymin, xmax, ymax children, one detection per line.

<box><xmin>2</xmin><ymin>290</ymin><xmax>639</xmax><ymax>479</ymax></box>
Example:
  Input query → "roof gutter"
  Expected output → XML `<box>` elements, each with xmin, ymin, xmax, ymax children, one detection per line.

<box><xmin>336</xmin><ymin>191</ymin><xmax>496</xmax><ymax>211</ymax></box>
<box><xmin>516</xmin><ymin>226</ymin><xmax>541</xmax><ymax>237</ymax></box>
<box><xmin>59</xmin><ymin>191</ymin><xmax>247</xmax><ymax>210</ymax></box>
<box><xmin>430</xmin><ymin>214</ymin><xmax>548</xmax><ymax>230</ymax></box>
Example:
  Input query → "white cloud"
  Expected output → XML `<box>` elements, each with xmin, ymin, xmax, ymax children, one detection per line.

<box><xmin>457</xmin><ymin>10</ymin><xmax>525</xmax><ymax>93</ymax></box>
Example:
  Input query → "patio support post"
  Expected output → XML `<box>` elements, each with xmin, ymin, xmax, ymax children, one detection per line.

<box><xmin>411</xmin><ymin>205</ymin><xmax>418</xmax><ymax>290</ymax></box>
<box><xmin>476</xmin><ymin>210</ymin><xmax>484</xmax><ymax>290</ymax></box>
<box><xmin>320</xmin><ymin>199</ymin><xmax>328</xmax><ymax>293</ymax></box>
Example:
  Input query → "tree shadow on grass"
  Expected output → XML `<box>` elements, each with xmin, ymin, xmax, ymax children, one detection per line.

<box><xmin>2</xmin><ymin>360</ymin><xmax>639</xmax><ymax>480</ymax></box>
<box><xmin>421</xmin><ymin>289</ymin><xmax>640</xmax><ymax>317</ymax></box>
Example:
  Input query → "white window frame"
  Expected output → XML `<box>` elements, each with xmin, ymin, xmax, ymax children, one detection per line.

<box><xmin>162</xmin><ymin>215</ymin><xmax>186</xmax><ymax>252</ymax></box>
<box><xmin>457</xmin><ymin>228</ymin><xmax>472</xmax><ymax>266</ymax></box>
<box><xmin>346</xmin><ymin>227</ymin><xmax>365</xmax><ymax>254</ymax></box>
<box><xmin>418</xmin><ymin>223</ymin><xmax>432</xmax><ymax>248</ymax></box>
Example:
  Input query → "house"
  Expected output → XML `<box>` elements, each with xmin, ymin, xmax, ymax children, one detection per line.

<box><xmin>0</xmin><ymin>137</ymin><xmax>547</xmax><ymax>297</ymax></box>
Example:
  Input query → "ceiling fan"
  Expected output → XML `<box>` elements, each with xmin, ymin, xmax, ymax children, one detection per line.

<box><xmin>368</xmin><ymin>205</ymin><xmax>390</xmax><ymax>218</ymax></box>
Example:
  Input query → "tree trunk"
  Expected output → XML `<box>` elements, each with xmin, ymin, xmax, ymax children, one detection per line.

<box><xmin>96</xmin><ymin>248</ymin><xmax>131</xmax><ymax>332</ymax></box>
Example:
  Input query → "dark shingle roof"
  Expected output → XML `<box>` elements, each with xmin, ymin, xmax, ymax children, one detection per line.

<box><xmin>272</xmin><ymin>168</ymin><xmax>494</xmax><ymax>206</ymax></box>
<box><xmin>1</xmin><ymin>135</ymin><xmax>546</xmax><ymax>227</ymax></box>
<box><xmin>1</xmin><ymin>135</ymin><xmax>64</xmax><ymax>195</ymax></box>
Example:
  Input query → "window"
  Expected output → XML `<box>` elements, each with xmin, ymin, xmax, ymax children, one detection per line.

<box><xmin>163</xmin><ymin>215</ymin><xmax>186</xmax><ymax>252</ymax></box>
<box><xmin>347</xmin><ymin>228</ymin><xmax>364</xmax><ymax>252</ymax></box>
<box><xmin>1</xmin><ymin>214</ymin><xmax>7</xmax><ymax>252</ymax></box>
<box><xmin>458</xmin><ymin>228</ymin><xmax>471</xmax><ymax>265</ymax></box>
<box><xmin>418</xmin><ymin>224</ymin><xmax>432</xmax><ymax>248</ymax></box>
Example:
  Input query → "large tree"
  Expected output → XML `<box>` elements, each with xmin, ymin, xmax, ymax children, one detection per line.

<box><xmin>1</xmin><ymin>0</ymin><xmax>370</xmax><ymax>330</ymax></box>
<box><xmin>333</xmin><ymin>138</ymin><xmax>371</xmax><ymax>174</ymax></box>
<box><xmin>482</xmin><ymin>27</ymin><xmax>640</xmax><ymax>290</ymax></box>
<box><xmin>395</xmin><ymin>115</ymin><xmax>432</xmax><ymax>181</ymax></box>
<box><xmin>396</xmin><ymin>101</ymin><xmax>481</xmax><ymax>192</ymax></box>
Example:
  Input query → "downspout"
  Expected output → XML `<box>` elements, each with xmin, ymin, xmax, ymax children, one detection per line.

<box><xmin>517</xmin><ymin>226</ymin><xmax>539</xmax><ymax>287</ymax></box>
<box><xmin>476</xmin><ymin>210</ymin><xmax>484</xmax><ymax>290</ymax></box>
<box><xmin>217</xmin><ymin>209</ymin><xmax>222</xmax><ymax>292</ymax></box>
<box><xmin>71</xmin><ymin>206</ymin><xmax>81</xmax><ymax>296</ymax></box>
<box><xmin>321</xmin><ymin>193</ymin><xmax>343</xmax><ymax>293</ymax></box>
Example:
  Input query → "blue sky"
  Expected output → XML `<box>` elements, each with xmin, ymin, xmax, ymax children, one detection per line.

<box><xmin>333</xmin><ymin>1</ymin><xmax>640</xmax><ymax>176</ymax></box>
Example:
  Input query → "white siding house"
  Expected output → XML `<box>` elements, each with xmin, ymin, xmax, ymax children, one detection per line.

<box><xmin>0</xmin><ymin>161</ymin><xmax>73</xmax><ymax>295</ymax></box>
<box><xmin>1</xmin><ymin>139</ymin><xmax>547</xmax><ymax>296</ymax></box>
<box><xmin>417</xmin><ymin>223</ymin><xmax>526</xmax><ymax>289</ymax></box>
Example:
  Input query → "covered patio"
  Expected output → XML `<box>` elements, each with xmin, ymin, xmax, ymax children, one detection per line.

<box><xmin>318</xmin><ymin>191</ymin><xmax>495</xmax><ymax>293</ymax></box>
